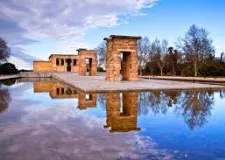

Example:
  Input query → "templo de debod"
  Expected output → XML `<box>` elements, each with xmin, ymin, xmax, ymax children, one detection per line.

<box><xmin>33</xmin><ymin>35</ymin><xmax>141</xmax><ymax>81</ymax></box>
<box><xmin>33</xmin><ymin>48</ymin><xmax>97</xmax><ymax>76</ymax></box>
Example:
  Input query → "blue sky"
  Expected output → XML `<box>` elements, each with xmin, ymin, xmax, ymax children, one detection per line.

<box><xmin>0</xmin><ymin>0</ymin><xmax>224</xmax><ymax>69</ymax></box>
<box><xmin>85</xmin><ymin>0</ymin><xmax>225</xmax><ymax>51</ymax></box>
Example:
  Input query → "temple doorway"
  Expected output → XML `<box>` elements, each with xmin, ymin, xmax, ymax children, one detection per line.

<box><xmin>120</xmin><ymin>52</ymin><xmax>131</xmax><ymax>81</ymax></box>
<box><xmin>85</xmin><ymin>58</ymin><xmax>92</xmax><ymax>76</ymax></box>
<box><xmin>66</xmin><ymin>59</ymin><xmax>72</xmax><ymax>72</ymax></box>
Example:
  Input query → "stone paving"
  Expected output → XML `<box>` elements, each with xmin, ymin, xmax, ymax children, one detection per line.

<box><xmin>0</xmin><ymin>75</ymin><xmax>20</xmax><ymax>81</ymax></box>
<box><xmin>140</xmin><ymin>75</ymin><xmax>225</xmax><ymax>83</ymax></box>
<box><xmin>53</xmin><ymin>73</ymin><xmax>225</xmax><ymax>92</ymax></box>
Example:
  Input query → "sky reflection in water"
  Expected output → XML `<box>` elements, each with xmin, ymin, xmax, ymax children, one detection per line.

<box><xmin>0</xmin><ymin>78</ymin><xmax>225</xmax><ymax>160</ymax></box>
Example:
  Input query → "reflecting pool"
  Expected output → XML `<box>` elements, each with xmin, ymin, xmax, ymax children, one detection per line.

<box><xmin>0</xmin><ymin>78</ymin><xmax>225</xmax><ymax>160</ymax></box>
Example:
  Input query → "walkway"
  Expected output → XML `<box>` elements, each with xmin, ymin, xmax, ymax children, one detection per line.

<box><xmin>53</xmin><ymin>73</ymin><xmax>225</xmax><ymax>92</ymax></box>
<box><xmin>0</xmin><ymin>75</ymin><xmax>20</xmax><ymax>81</ymax></box>
<box><xmin>140</xmin><ymin>76</ymin><xmax>225</xmax><ymax>83</ymax></box>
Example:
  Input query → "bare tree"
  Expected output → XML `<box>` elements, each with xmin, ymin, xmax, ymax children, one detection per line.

<box><xmin>177</xmin><ymin>25</ymin><xmax>214</xmax><ymax>76</ymax></box>
<box><xmin>138</xmin><ymin>37</ymin><xmax>151</xmax><ymax>75</ymax></box>
<box><xmin>0</xmin><ymin>37</ymin><xmax>10</xmax><ymax>64</ymax></box>
<box><xmin>151</xmin><ymin>39</ymin><xmax>168</xmax><ymax>76</ymax></box>
<box><xmin>95</xmin><ymin>41</ymin><xmax>106</xmax><ymax>68</ymax></box>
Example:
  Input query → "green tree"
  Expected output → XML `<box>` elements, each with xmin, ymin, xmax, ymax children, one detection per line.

<box><xmin>0</xmin><ymin>63</ymin><xmax>18</xmax><ymax>75</ymax></box>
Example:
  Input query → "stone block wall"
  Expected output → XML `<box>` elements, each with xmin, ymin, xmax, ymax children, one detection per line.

<box><xmin>20</xmin><ymin>72</ymin><xmax>53</xmax><ymax>78</ymax></box>
<box><xmin>77</xmin><ymin>49</ymin><xmax>97</xmax><ymax>76</ymax></box>
<box><xmin>104</xmin><ymin>35</ymin><xmax>141</xmax><ymax>81</ymax></box>
<box><xmin>49</xmin><ymin>55</ymin><xmax>79</xmax><ymax>72</ymax></box>
<box><xmin>33</xmin><ymin>61</ymin><xmax>53</xmax><ymax>72</ymax></box>
<box><xmin>33</xmin><ymin>50</ymin><xmax>97</xmax><ymax>76</ymax></box>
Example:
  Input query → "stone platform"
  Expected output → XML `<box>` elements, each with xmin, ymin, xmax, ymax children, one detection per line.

<box><xmin>52</xmin><ymin>73</ymin><xmax>225</xmax><ymax>93</ymax></box>
<box><xmin>140</xmin><ymin>75</ymin><xmax>225</xmax><ymax>83</ymax></box>
<box><xmin>0</xmin><ymin>75</ymin><xmax>20</xmax><ymax>81</ymax></box>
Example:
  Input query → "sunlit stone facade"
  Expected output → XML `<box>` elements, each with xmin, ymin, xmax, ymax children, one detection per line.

<box><xmin>33</xmin><ymin>48</ymin><xmax>97</xmax><ymax>76</ymax></box>
<box><xmin>104</xmin><ymin>35</ymin><xmax>141</xmax><ymax>81</ymax></box>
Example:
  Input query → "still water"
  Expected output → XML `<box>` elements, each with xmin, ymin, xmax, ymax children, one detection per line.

<box><xmin>0</xmin><ymin>78</ymin><xmax>225</xmax><ymax>160</ymax></box>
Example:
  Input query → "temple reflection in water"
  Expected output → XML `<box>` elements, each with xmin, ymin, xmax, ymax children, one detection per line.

<box><xmin>104</xmin><ymin>92</ymin><xmax>141</xmax><ymax>133</ymax></box>
<box><xmin>33</xmin><ymin>81</ymin><xmax>97</xmax><ymax>110</ymax></box>
<box><xmin>33</xmin><ymin>81</ymin><xmax>140</xmax><ymax>133</ymax></box>
<box><xmin>1</xmin><ymin>78</ymin><xmax>222</xmax><ymax>132</ymax></box>
<box><xmin>27</xmin><ymin>80</ymin><xmax>220</xmax><ymax>131</ymax></box>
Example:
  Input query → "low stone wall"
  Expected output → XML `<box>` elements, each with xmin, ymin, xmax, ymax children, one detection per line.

<box><xmin>0</xmin><ymin>75</ymin><xmax>21</xmax><ymax>81</ymax></box>
<box><xmin>33</xmin><ymin>61</ymin><xmax>53</xmax><ymax>72</ymax></box>
<box><xmin>18</xmin><ymin>77</ymin><xmax>55</xmax><ymax>83</ymax></box>
<box><xmin>140</xmin><ymin>76</ymin><xmax>225</xmax><ymax>83</ymax></box>
<box><xmin>20</xmin><ymin>72</ymin><xmax>53</xmax><ymax>78</ymax></box>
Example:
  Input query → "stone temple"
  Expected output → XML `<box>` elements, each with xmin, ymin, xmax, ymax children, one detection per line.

<box><xmin>33</xmin><ymin>48</ymin><xmax>97</xmax><ymax>76</ymax></box>
<box><xmin>33</xmin><ymin>35</ymin><xmax>141</xmax><ymax>81</ymax></box>
<box><xmin>104</xmin><ymin>35</ymin><xmax>141</xmax><ymax>81</ymax></box>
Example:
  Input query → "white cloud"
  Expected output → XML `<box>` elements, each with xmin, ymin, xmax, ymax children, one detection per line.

<box><xmin>0</xmin><ymin>0</ymin><xmax>159</xmax><ymax>40</ymax></box>
<box><xmin>55</xmin><ymin>40</ymin><xmax>90</xmax><ymax>55</ymax></box>
<box><xmin>85</xmin><ymin>14</ymin><xmax>119</xmax><ymax>28</ymax></box>
<box><xmin>8</xmin><ymin>56</ymin><xmax>32</xmax><ymax>70</ymax></box>
<box><xmin>0</xmin><ymin>0</ymin><xmax>159</xmax><ymax>68</ymax></box>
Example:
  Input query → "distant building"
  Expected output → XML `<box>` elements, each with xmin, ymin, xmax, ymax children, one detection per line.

<box><xmin>33</xmin><ymin>48</ymin><xmax>97</xmax><ymax>76</ymax></box>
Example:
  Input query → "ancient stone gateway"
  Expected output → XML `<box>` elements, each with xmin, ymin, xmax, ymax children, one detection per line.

<box><xmin>77</xmin><ymin>49</ymin><xmax>97</xmax><ymax>76</ymax></box>
<box><xmin>104</xmin><ymin>35</ymin><xmax>141</xmax><ymax>81</ymax></box>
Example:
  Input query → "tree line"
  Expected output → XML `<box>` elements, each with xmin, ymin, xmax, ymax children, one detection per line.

<box><xmin>96</xmin><ymin>24</ymin><xmax>225</xmax><ymax>77</ymax></box>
